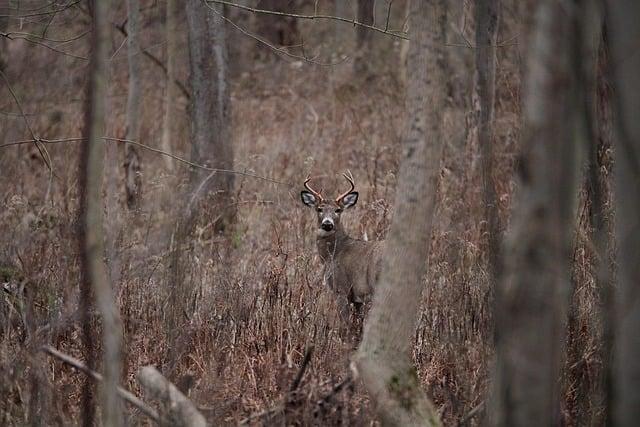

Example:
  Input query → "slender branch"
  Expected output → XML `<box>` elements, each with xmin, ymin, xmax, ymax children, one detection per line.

<box><xmin>205</xmin><ymin>0</ymin><xmax>409</xmax><ymax>40</ymax></box>
<box><xmin>0</xmin><ymin>136</ymin><xmax>291</xmax><ymax>186</ymax></box>
<box><xmin>0</xmin><ymin>0</ymin><xmax>82</xmax><ymax>19</ymax></box>
<box><xmin>41</xmin><ymin>345</ymin><xmax>162</xmax><ymax>423</ymax></box>
<box><xmin>0</xmin><ymin>68</ymin><xmax>54</xmax><ymax>189</ymax></box>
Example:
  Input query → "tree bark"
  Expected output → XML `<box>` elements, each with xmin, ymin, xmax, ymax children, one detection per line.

<box><xmin>354</xmin><ymin>0</ymin><xmax>374</xmax><ymax>76</ymax></box>
<box><xmin>353</xmin><ymin>1</ymin><xmax>446</xmax><ymax>425</ymax></box>
<box><xmin>161</xmin><ymin>0</ymin><xmax>176</xmax><ymax>171</ymax></box>
<box><xmin>79</xmin><ymin>0</ymin><xmax>123</xmax><ymax>425</ymax></box>
<box><xmin>608</xmin><ymin>1</ymin><xmax>640</xmax><ymax>425</ymax></box>
<box><xmin>186</xmin><ymin>0</ymin><xmax>234</xmax><ymax>232</ymax></box>
<box><xmin>475</xmin><ymin>0</ymin><xmax>501</xmax><ymax>281</ymax></box>
<box><xmin>490</xmin><ymin>2</ymin><xmax>580</xmax><ymax>425</ymax></box>
<box><xmin>125</xmin><ymin>0</ymin><xmax>142</xmax><ymax>209</ymax></box>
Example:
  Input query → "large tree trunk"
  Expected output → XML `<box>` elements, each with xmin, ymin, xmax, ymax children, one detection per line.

<box><xmin>161</xmin><ymin>0</ymin><xmax>177</xmax><ymax>171</ymax></box>
<box><xmin>186</xmin><ymin>0</ymin><xmax>234</xmax><ymax>232</ymax></box>
<box><xmin>490</xmin><ymin>2</ymin><xmax>581</xmax><ymax>425</ymax></box>
<box><xmin>79</xmin><ymin>0</ymin><xmax>123</xmax><ymax>425</ymax></box>
<box><xmin>353</xmin><ymin>1</ymin><xmax>447</xmax><ymax>425</ymax></box>
<box><xmin>608</xmin><ymin>1</ymin><xmax>640</xmax><ymax>424</ymax></box>
<box><xmin>125</xmin><ymin>0</ymin><xmax>142</xmax><ymax>209</ymax></box>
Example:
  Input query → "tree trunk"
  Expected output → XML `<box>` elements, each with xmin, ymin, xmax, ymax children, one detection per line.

<box><xmin>608</xmin><ymin>1</ymin><xmax>640</xmax><ymax>425</ymax></box>
<box><xmin>475</xmin><ymin>0</ymin><xmax>501</xmax><ymax>281</ymax></box>
<box><xmin>354</xmin><ymin>0</ymin><xmax>374</xmax><ymax>76</ymax></box>
<box><xmin>125</xmin><ymin>0</ymin><xmax>142</xmax><ymax>209</ymax></box>
<box><xmin>490</xmin><ymin>2</ymin><xmax>581</xmax><ymax>425</ymax></box>
<box><xmin>79</xmin><ymin>0</ymin><xmax>123</xmax><ymax>425</ymax></box>
<box><xmin>161</xmin><ymin>0</ymin><xmax>176</xmax><ymax>171</ymax></box>
<box><xmin>353</xmin><ymin>1</ymin><xmax>447</xmax><ymax>425</ymax></box>
<box><xmin>186</xmin><ymin>0</ymin><xmax>234</xmax><ymax>232</ymax></box>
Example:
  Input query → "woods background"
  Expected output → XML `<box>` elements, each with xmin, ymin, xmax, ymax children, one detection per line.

<box><xmin>1</xmin><ymin>0</ymin><xmax>638</xmax><ymax>426</ymax></box>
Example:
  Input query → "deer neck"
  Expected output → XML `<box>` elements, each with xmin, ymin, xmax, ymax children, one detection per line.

<box><xmin>316</xmin><ymin>227</ymin><xmax>352</xmax><ymax>262</ymax></box>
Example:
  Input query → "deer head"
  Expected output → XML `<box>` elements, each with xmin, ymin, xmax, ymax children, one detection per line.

<box><xmin>300</xmin><ymin>172</ymin><xmax>359</xmax><ymax>237</ymax></box>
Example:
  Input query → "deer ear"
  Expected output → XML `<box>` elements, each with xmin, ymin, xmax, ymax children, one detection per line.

<box><xmin>340</xmin><ymin>191</ymin><xmax>358</xmax><ymax>209</ymax></box>
<box><xmin>301</xmin><ymin>191</ymin><xmax>317</xmax><ymax>207</ymax></box>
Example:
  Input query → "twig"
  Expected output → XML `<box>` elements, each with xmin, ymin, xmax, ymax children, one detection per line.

<box><xmin>0</xmin><ymin>68</ymin><xmax>55</xmax><ymax>202</ymax></box>
<box><xmin>289</xmin><ymin>346</ymin><xmax>314</xmax><ymax>393</ymax></box>
<box><xmin>205</xmin><ymin>0</ymin><xmax>409</xmax><ymax>40</ymax></box>
<box><xmin>41</xmin><ymin>345</ymin><xmax>162</xmax><ymax>423</ymax></box>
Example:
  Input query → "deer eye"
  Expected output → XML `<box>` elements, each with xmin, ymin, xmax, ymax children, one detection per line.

<box><xmin>316</xmin><ymin>208</ymin><xmax>322</xmax><ymax>213</ymax></box>
<box><xmin>335</xmin><ymin>208</ymin><xmax>343</xmax><ymax>213</ymax></box>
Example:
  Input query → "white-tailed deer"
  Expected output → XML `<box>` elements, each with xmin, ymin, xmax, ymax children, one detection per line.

<box><xmin>300</xmin><ymin>173</ymin><xmax>383</xmax><ymax>318</ymax></box>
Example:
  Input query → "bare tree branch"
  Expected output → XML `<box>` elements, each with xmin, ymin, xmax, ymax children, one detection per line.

<box><xmin>0</xmin><ymin>136</ymin><xmax>290</xmax><ymax>186</ymax></box>
<box><xmin>205</xmin><ymin>0</ymin><xmax>409</xmax><ymax>40</ymax></box>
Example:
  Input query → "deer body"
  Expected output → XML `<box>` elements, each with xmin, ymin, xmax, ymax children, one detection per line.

<box><xmin>301</xmin><ymin>173</ymin><xmax>383</xmax><ymax>315</ymax></box>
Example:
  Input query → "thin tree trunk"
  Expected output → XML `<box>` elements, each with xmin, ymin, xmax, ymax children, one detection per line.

<box><xmin>564</xmin><ymin>2</ymin><xmax>606</xmax><ymax>424</ymax></box>
<box><xmin>592</xmin><ymin>25</ymin><xmax>614</xmax><ymax>425</ymax></box>
<box><xmin>79</xmin><ymin>0</ymin><xmax>123</xmax><ymax>425</ymax></box>
<box><xmin>490</xmin><ymin>2</ymin><xmax>580</xmax><ymax>425</ymax></box>
<box><xmin>354</xmin><ymin>0</ymin><xmax>374</xmax><ymax>76</ymax></box>
<box><xmin>475</xmin><ymin>0</ymin><xmax>501</xmax><ymax>281</ymax></box>
<box><xmin>353</xmin><ymin>1</ymin><xmax>446</xmax><ymax>425</ymax></box>
<box><xmin>186</xmin><ymin>0</ymin><xmax>234</xmax><ymax>232</ymax></box>
<box><xmin>608</xmin><ymin>1</ymin><xmax>640</xmax><ymax>425</ymax></box>
<box><xmin>161</xmin><ymin>0</ymin><xmax>176</xmax><ymax>171</ymax></box>
<box><xmin>125</xmin><ymin>0</ymin><xmax>142</xmax><ymax>209</ymax></box>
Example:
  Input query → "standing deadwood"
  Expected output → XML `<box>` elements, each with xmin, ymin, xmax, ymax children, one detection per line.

<box><xmin>125</xmin><ymin>0</ymin><xmax>142</xmax><ymax>209</ymax></box>
<box><xmin>79</xmin><ymin>0</ymin><xmax>123</xmax><ymax>425</ymax></box>
<box><xmin>353</xmin><ymin>0</ymin><xmax>446</xmax><ymax>425</ymax></box>
<box><xmin>186</xmin><ymin>0</ymin><xmax>234</xmax><ymax>232</ymax></box>
<box><xmin>161</xmin><ymin>0</ymin><xmax>176</xmax><ymax>171</ymax></box>
<box><xmin>490</xmin><ymin>2</ymin><xmax>580</xmax><ymax>426</ymax></box>
<box><xmin>354</xmin><ymin>0</ymin><xmax>374</xmax><ymax>76</ymax></box>
<box><xmin>608</xmin><ymin>1</ymin><xmax>640</xmax><ymax>425</ymax></box>
<box><xmin>475</xmin><ymin>0</ymin><xmax>501</xmax><ymax>279</ymax></box>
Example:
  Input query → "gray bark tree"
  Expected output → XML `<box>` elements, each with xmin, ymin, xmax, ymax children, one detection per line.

<box><xmin>161</xmin><ymin>0</ymin><xmax>177</xmax><ymax>171</ymax></box>
<box><xmin>490</xmin><ymin>2</ymin><xmax>582</xmax><ymax>425</ymax></box>
<box><xmin>353</xmin><ymin>0</ymin><xmax>447</xmax><ymax>425</ymax></box>
<box><xmin>186</xmin><ymin>0</ymin><xmax>234</xmax><ymax>232</ymax></box>
<box><xmin>79</xmin><ymin>0</ymin><xmax>123</xmax><ymax>425</ymax></box>
<box><xmin>125</xmin><ymin>0</ymin><xmax>142</xmax><ymax>209</ymax></box>
<box><xmin>608</xmin><ymin>1</ymin><xmax>640</xmax><ymax>425</ymax></box>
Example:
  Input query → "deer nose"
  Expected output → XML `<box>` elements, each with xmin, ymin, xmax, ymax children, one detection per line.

<box><xmin>321</xmin><ymin>220</ymin><xmax>334</xmax><ymax>231</ymax></box>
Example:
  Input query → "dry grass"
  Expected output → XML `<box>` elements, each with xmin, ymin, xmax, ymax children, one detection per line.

<box><xmin>0</xmin><ymin>2</ymin><xmax>608</xmax><ymax>426</ymax></box>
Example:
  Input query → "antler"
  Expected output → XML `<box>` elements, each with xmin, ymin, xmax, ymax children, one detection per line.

<box><xmin>335</xmin><ymin>171</ymin><xmax>355</xmax><ymax>203</ymax></box>
<box><xmin>304</xmin><ymin>175</ymin><xmax>324</xmax><ymax>202</ymax></box>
